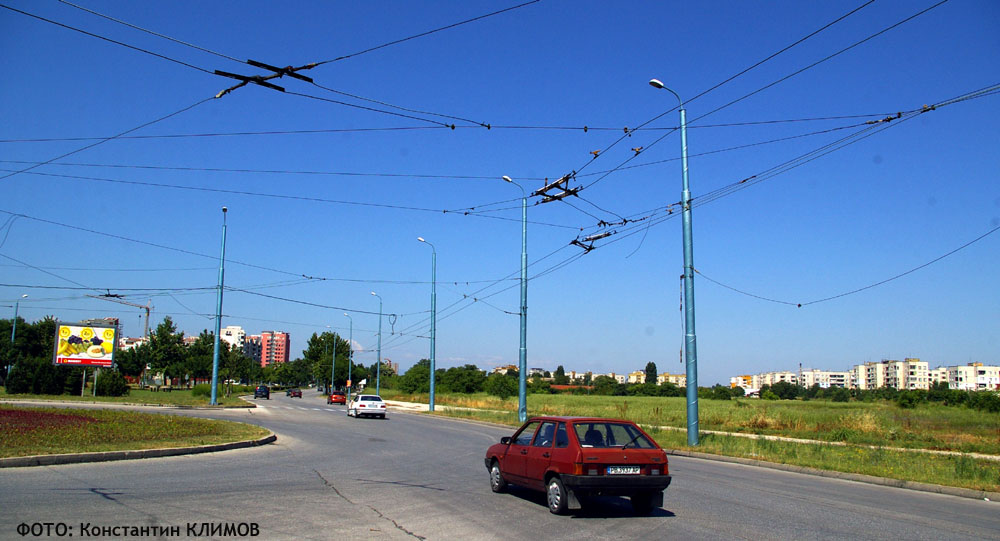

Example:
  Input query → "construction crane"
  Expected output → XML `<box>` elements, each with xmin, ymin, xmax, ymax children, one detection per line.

<box><xmin>86</xmin><ymin>293</ymin><xmax>153</xmax><ymax>338</ymax></box>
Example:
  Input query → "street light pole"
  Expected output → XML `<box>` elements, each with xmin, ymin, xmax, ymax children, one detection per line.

<box><xmin>210</xmin><ymin>207</ymin><xmax>228</xmax><ymax>406</ymax></box>
<box><xmin>502</xmin><ymin>176</ymin><xmax>528</xmax><ymax>423</ymax></box>
<box><xmin>417</xmin><ymin>237</ymin><xmax>437</xmax><ymax>412</ymax></box>
<box><xmin>343</xmin><ymin>313</ymin><xmax>352</xmax><ymax>402</ymax></box>
<box><xmin>327</xmin><ymin>325</ymin><xmax>335</xmax><ymax>394</ymax></box>
<box><xmin>650</xmin><ymin>78</ymin><xmax>699</xmax><ymax>446</ymax></box>
<box><xmin>370</xmin><ymin>291</ymin><xmax>382</xmax><ymax>395</ymax></box>
<box><xmin>7</xmin><ymin>294</ymin><xmax>27</xmax><ymax>381</ymax></box>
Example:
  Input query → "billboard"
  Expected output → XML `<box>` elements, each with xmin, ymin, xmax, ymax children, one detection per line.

<box><xmin>53</xmin><ymin>322</ymin><xmax>117</xmax><ymax>368</ymax></box>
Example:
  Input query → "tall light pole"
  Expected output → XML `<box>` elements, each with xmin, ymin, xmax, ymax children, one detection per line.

<box><xmin>417</xmin><ymin>237</ymin><xmax>437</xmax><ymax>412</ymax></box>
<box><xmin>502</xmin><ymin>175</ymin><xmax>528</xmax><ymax>423</ymax></box>
<box><xmin>210</xmin><ymin>207</ymin><xmax>228</xmax><ymax>406</ymax></box>
<box><xmin>343</xmin><ymin>312</ymin><xmax>352</xmax><ymax>402</ymax></box>
<box><xmin>370</xmin><ymin>291</ymin><xmax>382</xmax><ymax>395</ymax></box>
<box><xmin>7</xmin><ymin>294</ymin><xmax>27</xmax><ymax>381</ymax></box>
<box><xmin>650</xmin><ymin>78</ymin><xmax>699</xmax><ymax>446</ymax></box>
<box><xmin>327</xmin><ymin>325</ymin><xmax>335</xmax><ymax>394</ymax></box>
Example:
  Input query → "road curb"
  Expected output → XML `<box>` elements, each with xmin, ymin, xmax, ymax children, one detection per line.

<box><xmin>666</xmin><ymin>448</ymin><xmax>999</xmax><ymax>502</ymax></box>
<box><xmin>0</xmin><ymin>398</ymin><xmax>255</xmax><ymax>409</ymax></box>
<box><xmin>0</xmin><ymin>432</ymin><xmax>277</xmax><ymax>469</ymax></box>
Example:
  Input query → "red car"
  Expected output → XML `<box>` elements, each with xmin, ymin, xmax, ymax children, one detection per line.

<box><xmin>327</xmin><ymin>391</ymin><xmax>346</xmax><ymax>405</ymax></box>
<box><xmin>484</xmin><ymin>417</ymin><xmax>671</xmax><ymax>515</ymax></box>
<box><xmin>288</xmin><ymin>388</ymin><xmax>302</xmax><ymax>398</ymax></box>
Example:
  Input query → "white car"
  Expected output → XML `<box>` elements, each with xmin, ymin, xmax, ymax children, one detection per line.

<box><xmin>347</xmin><ymin>394</ymin><xmax>387</xmax><ymax>419</ymax></box>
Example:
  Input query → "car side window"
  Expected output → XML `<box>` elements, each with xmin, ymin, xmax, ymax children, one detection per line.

<box><xmin>513</xmin><ymin>422</ymin><xmax>540</xmax><ymax>446</ymax></box>
<box><xmin>554</xmin><ymin>423</ymin><xmax>569</xmax><ymax>448</ymax></box>
<box><xmin>532</xmin><ymin>422</ymin><xmax>556</xmax><ymax>447</ymax></box>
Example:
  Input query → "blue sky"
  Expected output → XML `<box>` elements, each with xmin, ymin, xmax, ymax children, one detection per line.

<box><xmin>2</xmin><ymin>0</ymin><xmax>998</xmax><ymax>385</ymax></box>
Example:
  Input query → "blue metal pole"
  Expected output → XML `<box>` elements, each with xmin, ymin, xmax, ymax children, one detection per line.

<box><xmin>327</xmin><ymin>326</ymin><xmax>337</xmax><ymax>395</ymax></box>
<box><xmin>503</xmin><ymin>176</ymin><xmax>528</xmax><ymax>423</ymax></box>
<box><xmin>210</xmin><ymin>207</ymin><xmax>228</xmax><ymax>406</ymax></box>
<box><xmin>419</xmin><ymin>237</ymin><xmax>437</xmax><ymax>412</ymax></box>
<box><xmin>650</xmin><ymin>79</ymin><xmax>699</xmax><ymax>446</ymax></box>
<box><xmin>343</xmin><ymin>313</ymin><xmax>352</xmax><ymax>402</ymax></box>
<box><xmin>371</xmin><ymin>292</ymin><xmax>382</xmax><ymax>395</ymax></box>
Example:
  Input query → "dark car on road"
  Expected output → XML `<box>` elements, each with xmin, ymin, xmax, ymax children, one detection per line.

<box><xmin>254</xmin><ymin>385</ymin><xmax>270</xmax><ymax>399</ymax></box>
<box><xmin>485</xmin><ymin>417</ymin><xmax>671</xmax><ymax>515</ymax></box>
<box><xmin>288</xmin><ymin>388</ymin><xmax>302</xmax><ymax>398</ymax></box>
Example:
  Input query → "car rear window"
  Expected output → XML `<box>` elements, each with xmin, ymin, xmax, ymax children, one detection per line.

<box><xmin>573</xmin><ymin>422</ymin><xmax>655</xmax><ymax>449</ymax></box>
<box><xmin>361</xmin><ymin>396</ymin><xmax>382</xmax><ymax>402</ymax></box>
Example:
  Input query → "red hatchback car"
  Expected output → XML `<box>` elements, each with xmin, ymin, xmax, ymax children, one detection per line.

<box><xmin>485</xmin><ymin>417</ymin><xmax>671</xmax><ymax>515</ymax></box>
<box><xmin>327</xmin><ymin>391</ymin><xmax>346</xmax><ymax>405</ymax></box>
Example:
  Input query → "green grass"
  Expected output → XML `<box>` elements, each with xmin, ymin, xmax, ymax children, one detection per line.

<box><xmin>0</xmin><ymin>405</ymin><xmax>270</xmax><ymax>458</ymax></box>
<box><xmin>381</xmin><ymin>389</ymin><xmax>1000</xmax><ymax>493</ymax></box>
<box><xmin>0</xmin><ymin>387</ymin><xmax>252</xmax><ymax>407</ymax></box>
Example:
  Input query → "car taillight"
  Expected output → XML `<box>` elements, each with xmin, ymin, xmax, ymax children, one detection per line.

<box><xmin>572</xmin><ymin>463</ymin><xmax>584</xmax><ymax>475</ymax></box>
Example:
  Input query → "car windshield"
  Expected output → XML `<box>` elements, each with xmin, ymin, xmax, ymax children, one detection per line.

<box><xmin>573</xmin><ymin>422</ymin><xmax>655</xmax><ymax>449</ymax></box>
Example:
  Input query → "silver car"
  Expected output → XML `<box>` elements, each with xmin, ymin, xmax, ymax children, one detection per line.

<box><xmin>347</xmin><ymin>394</ymin><xmax>387</xmax><ymax>419</ymax></box>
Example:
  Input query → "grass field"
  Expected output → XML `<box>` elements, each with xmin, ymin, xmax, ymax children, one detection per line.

<box><xmin>381</xmin><ymin>390</ymin><xmax>1000</xmax><ymax>493</ymax></box>
<box><xmin>0</xmin><ymin>405</ymin><xmax>269</xmax><ymax>458</ymax></box>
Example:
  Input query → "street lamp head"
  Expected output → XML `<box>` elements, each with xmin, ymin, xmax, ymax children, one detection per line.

<box><xmin>21</xmin><ymin>294</ymin><xmax>28</xmax><ymax>299</ymax></box>
<box><xmin>222</xmin><ymin>206</ymin><xmax>228</xmax><ymax>213</ymax></box>
<box><xmin>417</xmin><ymin>237</ymin><xmax>425</xmax><ymax>242</ymax></box>
<box><xmin>502</xmin><ymin>175</ymin><xmax>512</xmax><ymax>183</ymax></box>
<box><xmin>649</xmin><ymin>78</ymin><xmax>665</xmax><ymax>89</ymax></box>
<box><xmin>370</xmin><ymin>291</ymin><xmax>376</xmax><ymax>296</ymax></box>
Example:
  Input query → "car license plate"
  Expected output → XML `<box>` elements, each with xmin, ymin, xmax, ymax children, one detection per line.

<box><xmin>607</xmin><ymin>466</ymin><xmax>640</xmax><ymax>475</ymax></box>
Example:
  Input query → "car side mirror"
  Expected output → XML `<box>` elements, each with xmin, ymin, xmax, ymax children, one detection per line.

<box><xmin>500</xmin><ymin>436</ymin><xmax>511</xmax><ymax>445</ymax></box>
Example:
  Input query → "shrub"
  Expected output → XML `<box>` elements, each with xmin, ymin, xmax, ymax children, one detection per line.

<box><xmin>95</xmin><ymin>370</ymin><xmax>129</xmax><ymax>397</ymax></box>
<box><xmin>4</xmin><ymin>362</ymin><xmax>32</xmax><ymax>393</ymax></box>
<box><xmin>191</xmin><ymin>383</ymin><xmax>223</xmax><ymax>398</ymax></box>
<box><xmin>830</xmin><ymin>387</ymin><xmax>851</xmax><ymax>402</ymax></box>
<box><xmin>484</xmin><ymin>373</ymin><xmax>517</xmax><ymax>399</ymax></box>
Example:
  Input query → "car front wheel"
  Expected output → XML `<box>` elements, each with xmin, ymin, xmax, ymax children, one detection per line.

<box><xmin>546</xmin><ymin>477</ymin><xmax>568</xmax><ymax>515</ymax></box>
<box><xmin>489</xmin><ymin>461</ymin><xmax>507</xmax><ymax>493</ymax></box>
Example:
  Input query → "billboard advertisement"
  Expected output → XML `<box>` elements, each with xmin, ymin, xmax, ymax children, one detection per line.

<box><xmin>53</xmin><ymin>322</ymin><xmax>117</xmax><ymax>368</ymax></box>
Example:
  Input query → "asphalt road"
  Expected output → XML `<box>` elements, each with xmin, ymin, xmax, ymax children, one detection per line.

<box><xmin>1</xmin><ymin>393</ymin><xmax>997</xmax><ymax>540</ymax></box>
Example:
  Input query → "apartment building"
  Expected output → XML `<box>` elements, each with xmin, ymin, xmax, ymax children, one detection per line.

<box><xmin>800</xmin><ymin>369</ymin><xmax>850</xmax><ymax>389</ymax></box>
<box><xmin>658</xmin><ymin>373</ymin><xmax>686</xmax><ymax>387</ymax></box>
<box><xmin>220</xmin><ymin>325</ymin><xmax>245</xmax><ymax>350</ymax></box>
<box><xmin>627</xmin><ymin>370</ymin><xmax>646</xmax><ymax>384</ymax></box>
<box><xmin>244</xmin><ymin>335</ymin><xmax>262</xmax><ymax>364</ymax></box>
<box><xmin>259</xmin><ymin>330</ymin><xmax>290</xmax><ymax>367</ymax></box>
<box><xmin>949</xmin><ymin>363</ymin><xmax>1000</xmax><ymax>391</ymax></box>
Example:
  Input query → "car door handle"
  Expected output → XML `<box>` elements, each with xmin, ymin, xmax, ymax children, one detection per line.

<box><xmin>520</xmin><ymin>449</ymin><xmax>528</xmax><ymax>455</ymax></box>
<box><xmin>542</xmin><ymin>452</ymin><xmax>550</xmax><ymax>458</ymax></box>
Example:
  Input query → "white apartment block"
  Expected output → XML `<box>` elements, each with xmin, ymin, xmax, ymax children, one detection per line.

<box><xmin>949</xmin><ymin>363</ymin><xmax>1000</xmax><ymax>391</ymax></box>
<box><xmin>659</xmin><ymin>373</ymin><xmax>686</xmax><ymax>387</ymax></box>
<box><xmin>220</xmin><ymin>325</ymin><xmax>246</xmax><ymax>350</ymax></box>
<box><xmin>734</xmin><ymin>360</ymin><xmax>998</xmax><ymax>392</ymax></box>
<box><xmin>800</xmin><ymin>369</ymin><xmax>850</xmax><ymax>389</ymax></box>
<box><xmin>627</xmin><ymin>371</ymin><xmax>646</xmax><ymax>384</ymax></box>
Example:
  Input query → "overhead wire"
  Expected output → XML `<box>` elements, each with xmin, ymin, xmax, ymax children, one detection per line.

<box><xmin>313</xmin><ymin>0</ymin><xmax>542</xmax><ymax>65</ymax></box>
<box><xmin>0</xmin><ymin>97</ymin><xmax>214</xmax><ymax>182</ymax></box>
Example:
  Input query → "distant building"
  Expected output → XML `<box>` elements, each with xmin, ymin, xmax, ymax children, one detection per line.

<box><xmin>949</xmin><ymin>363</ymin><xmax>1000</xmax><ymax>391</ymax></box>
<box><xmin>627</xmin><ymin>371</ymin><xmax>645</xmax><ymax>384</ymax></box>
<box><xmin>492</xmin><ymin>364</ymin><xmax>518</xmax><ymax>375</ymax></box>
<box><xmin>118</xmin><ymin>336</ymin><xmax>148</xmax><ymax>351</ymax></box>
<box><xmin>244</xmin><ymin>335</ymin><xmax>262</xmax><ymax>365</ymax></box>
<box><xmin>528</xmin><ymin>367</ymin><xmax>546</xmax><ymax>377</ymax></box>
<box><xmin>736</xmin><ymin>360</ymin><xmax>998</xmax><ymax>393</ymax></box>
<box><xmin>260</xmin><ymin>331</ymin><xmax>290</xmax><ymax>367</ymax></box>
<box><xmin>221</xmin><ymin>325</ymin><xmax>245</xmax><ymax>350</ymax></box>
<box><xmin>799</xmin><ymin>369</ymin><xmax>849</xmax><ymax>389</ymax></box>
<box><xmin>658</xmin><ymin>373</ymin><xmax>686</xmax><ymax>387</ymax></box>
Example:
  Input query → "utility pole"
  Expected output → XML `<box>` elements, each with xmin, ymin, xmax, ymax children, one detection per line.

<box><xmin>210</xmin><ymin>207</ymin><xmax>228</xmax><ymax>406</ymax></box>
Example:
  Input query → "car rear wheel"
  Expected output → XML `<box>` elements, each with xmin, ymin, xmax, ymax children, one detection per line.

<box><xmin>489</xmin><ymin>461</ymin><xmax>507</xmax><ymax>493</ymax></box>
<box><xmin>547</xmin><ymin>477</ymin><xmax>568</xmax><ymax>515</ymax></box>
<box><xmin>630</xmin><ymin>492</ymin><xmax>655</xmax><ymax>515</ymax></box>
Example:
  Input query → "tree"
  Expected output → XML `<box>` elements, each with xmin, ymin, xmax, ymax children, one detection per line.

<box><xmin>185</xmin><ymin>330</ymin><xmax>215</xmax><ymax>382</ymax></box>
<box><xmin>484</xmin><ymin>372</ymin><xmax>518</xmax><ymax>399</ymax></box>
<box><xmin>553</xmin><ymin>365</ymin><xmax>569</xmax><ymax>385</ymax></box>
<box><xmin>115</xmin><ymin>343</ymin><xmax>147</xmax><ymax>380</ymax></box>
<box><xmin>399</xmin><ymin>359</ymin><xmax>431</xmax><ymax>393</ymax></box>
<box><xmin>644</xmin><ymin>362</ymin><xmax>658</xmax><ymax>385</ymax></box>
<box><xmin>592</xmin><ymin>375</ymin><xmax>619</xmax><ymax>396</ymax></box>
<box><xmin>147</xmin><ymin>317</ymin><xmax>186</xmax><ymax>383</ymax></box>
<box><xmin>770</xmin><ymin>381</ymin><xmax>799</xmax><ymax>400</ymax></box>
<box><xmin>439</xmin><ymin>365</ymin><xmax>486</xmax><ymax>393</ymax></box>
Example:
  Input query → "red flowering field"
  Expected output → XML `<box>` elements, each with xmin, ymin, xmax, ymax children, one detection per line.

<box><xmin>0</xmin><ymin>405</ymin><xmax>268</xmax><ymax>458</ymax></box>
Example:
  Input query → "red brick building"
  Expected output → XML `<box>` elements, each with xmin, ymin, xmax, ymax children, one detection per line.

<box><xmin>259</xmin><ymin>330</ymin><xmax>290</xmax><ymax>367</ymax></box>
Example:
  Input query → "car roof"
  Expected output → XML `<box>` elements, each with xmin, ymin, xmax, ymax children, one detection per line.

<box><xmin>525</xmin><ymin>416</ymin><xmax>634</xmax><ymax>424</ymax></box>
